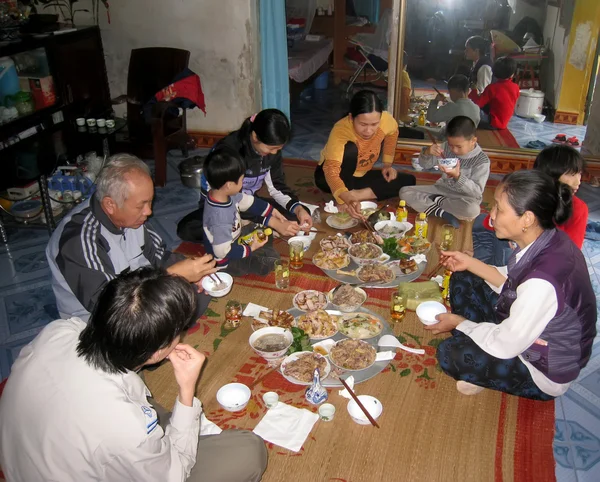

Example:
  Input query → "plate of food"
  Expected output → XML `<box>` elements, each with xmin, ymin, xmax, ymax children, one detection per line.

<box><xmin>349</xmin><ymin>229</ymin><xmax>383</xmax><ymax>245</ymax></box>
<box><xmin>356</xmin><ymin>264</ymin><xmax>396</xmax><ymax>284</ymax></box>
<box><xmin>313</xmin><ymin>249</ymin><xmax>350</xmax><ymax>270</ymax></box>
<box><xmin>293</xmin><ymin>290</ymin><xmax>328</xmax><ymax>312</ymax></box>
<box><xmin>326</xmin><ymin>212</ymin><xmax>358</xmax><ymax>229</ymax></box>
<box><xmin>374</xmin><ymin>220</ymin><xmax>413</xmax><ymax>240</ymax></box>
<box><xmin>398</xmin><ymin>236</ymin><xmax>432</xmax><ymax>256</ymax></box>
<box><xmin>320</xmin><ymin>235</ymin><xmax>352</xmax><ymax>252</ymax></box>
<box><xmin>251</xmin><ymin>309</ymin><xmax>296</xmax><ymax>331</ymax></box>
<box><xmin>348</xmin><ymin>243</ymin><xmax>389</xmax><ymax>266</ymax></box>
<box><xmin>386</xmin><ymin>257</ymin><xmax>418</xmax><ymax>275</ymax></box>
<box><xmin>329</xmin><ymin>339</ymin><xmax>377</xmax><ymax>371</ymax></box>
<box><xmin>280</xmin><ymin>351</ymin><xmax>331</xmax><ymax>385</ymax></box>
<box><xmin>328</xmin><ymin>285</ymin><xmax>367</xmax><ymax>312</ymax></box>
<box><xmin>337</xmin><ymin>312</ymin><xmax>384</xmax><ymax>339</ymax></box>
<box><xmin>296</xmin><ymin>309</ymin><xmax>339</xmax><ymax>339</ymax></box>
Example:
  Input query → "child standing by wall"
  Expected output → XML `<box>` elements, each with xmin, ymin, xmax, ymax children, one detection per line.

<box><xmin>469</xmin><ymin>56</ymin><xmax>520</xmax><ymax>130</ymax></box>
<box><xmin>400</xmin><ymin>116</ymin><xmax>490</xmax><ymax>228</ymax></box>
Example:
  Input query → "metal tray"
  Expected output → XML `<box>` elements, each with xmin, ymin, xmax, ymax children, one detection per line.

<box><xmin>285</xmin><ymin>307</ymin><xmax>394</xmax><ymax>387</ymax></box>
<box><xmin>316</xmin><ymin>260</ymin><xmax>427</xmax><ymax>289</ymax></box>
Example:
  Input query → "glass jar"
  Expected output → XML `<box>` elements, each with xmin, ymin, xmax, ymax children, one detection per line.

<box><xmin>224</xmin><ymin>300</ymin><xmax>243</xmax><ymax>329</ymax></box>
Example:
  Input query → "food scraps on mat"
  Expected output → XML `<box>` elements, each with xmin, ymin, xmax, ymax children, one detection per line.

<box><xmin>330</xmin><ymin>339</ymin><xmax>377</xmax><ymax>370</ymax></box>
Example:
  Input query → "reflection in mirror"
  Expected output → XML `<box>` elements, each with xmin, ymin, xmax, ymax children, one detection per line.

<box><xmin>397</xmin><ymin>0</ymin><xmax>597</xmax><ymax>154</ymax></box>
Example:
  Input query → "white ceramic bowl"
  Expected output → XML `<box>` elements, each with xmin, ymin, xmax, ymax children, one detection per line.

<box><xmin>249</xmin><ymin>327</ymin><xmax>294</xmax><ymax>362</ymax></box>
<box><xmin>347</xmin><ymin>395</ymin><xmax>383</xmax><ymax>425</ymax></box>
<box><xmin>327</xmin><ymin>286</ymin><xmax>367</xmax><ymax>312</ymax></box>
<box><xmin>216</xmin><ymin>383</ymin><xmax>251</xmax><ymax>412</ymax></box>
<box><xmin>348</xmin><ymin>243</ymin><xmax>389</xmax><ymax>266</ymax></box>
<box><xmin>416</xmin><ymin>301</ymin><xmax>447</xmax><ymax>325</ymax></box>
<box><xmin>533</xmin><ymin>114</ymin><xmax>546</xmax><ymax>123</ymax></box>
<box><xmin>201</xmin><ymin>272</ymin><xmax>233</xmax><ymax>297</ymax></box>
<box><xmin>374</xmin><ymin>220</ymin><xmax>413</xmax><ymax>239</ymax></box>
<box><xmin>288</xmin><ymin>235</ymin><xmax>312</xmax><ymax>252</ymax></box>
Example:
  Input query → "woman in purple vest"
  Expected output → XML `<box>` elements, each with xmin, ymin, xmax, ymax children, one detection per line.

<box><xmin>426</xmin><ymin>170</ymin><xmax>596</xmax><ymax>400</ymax></box>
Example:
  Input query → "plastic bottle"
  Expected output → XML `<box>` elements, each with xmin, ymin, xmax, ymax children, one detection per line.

<box><xmin>415</xmin><ymin>212</ymin><xmax>428</xmax><ymax>239</ymax></box>
<box><xmin>239</xmin><ymin>227</ymin><xmax>272</xmax><ymax>246</ymax></box>
<box><xmin>395</xmin><ymin>200</ymin><xmax>408</xmax><ymax>222</ymax></box>
<box><xmin>441</xmin><ymin>269</ymin><xmax>452</xmax><ymax>302</ymax></box>
<box><xmin>418</xmin><ymin>110</ymin><xmax>426</xmax><ymax>126</ymax></box>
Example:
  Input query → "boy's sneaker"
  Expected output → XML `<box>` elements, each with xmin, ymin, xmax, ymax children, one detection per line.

<box><xmin>567</xmin><ymin>136</ymin><xmax>580</xmax><ymax>147</ymax></box>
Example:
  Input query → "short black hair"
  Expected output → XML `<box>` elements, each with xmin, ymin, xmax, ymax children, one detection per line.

<box><xmin>204</xmin><ymin>146</ymin><xmax>246</xmax><ymax>189</ymax></box>
<box><xmin>446</xmin><ymin>116</ymin><xmax>477</xmax><ymax>139</ymax></box>
<box><xmin>533</xmin><ymin>144</ymin><xmax>585</xmax><ymax>180</ymax></box>
<box><xmin>492</xmin><ymin>56</ymin><xmax>517</xmax><ymax>80</ymax></box>
<box><xmin>465</xmin><ymin>36</ymin><xmax>488</xmax><ymax>56</ymax></box>
<box><xmin>77</xmin><ymin>267</ymin><xmax>197</xmax><ymax>374</ymax></box>
<box><xmin>349</xmin><ymin>89</ymin><xmax>384</xmax><ymax>118</ymax></box>
<box><xmin>447</xmin><ymin>74</ymin><xmax>470</xmax><ymax>94</ymax></box>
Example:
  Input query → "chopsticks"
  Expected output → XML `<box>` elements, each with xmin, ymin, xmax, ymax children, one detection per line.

<box><xmin>210</xmin><ymin>273</ymin><xmax>225</xmax><ymax>284</ymax></box>
<box><xmin>339</xmin><ymin>378</ymin><xmax>380</xmax><ymax>428</ymax></box>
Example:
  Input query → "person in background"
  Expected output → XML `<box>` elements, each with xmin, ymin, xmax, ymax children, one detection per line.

<box><xmin>469</xmin><ymin>56</ymin><xmax>520</xmax><ymax>130</ymax></box>
<box><xmin>398</xmin><ymin>51</ymin><xmax>412</xmax><ymax>122</ymax></box>
<box><xmin>429</xmin><ymin>170</ymin><xmax>596</xmax><ymax>400</ymax></box>
<box><xmin>400</xmin><ymin>116</ymin><xmax>490</xmax><ymax>228</ymax></box>
<box><xmin>202</xmin><ymin>147</ymin><xmax>294</xmax><ymax>276</ymax></box>
<box><xmin>473</xmin><ymin>145</ymin><xmax>588</xmax><ymax>265</ymax></box>
<box><xmin>0</xmin><ymin>267</ymin><xmax>268</xmax><ymax>481</ymax></box>
<box><xmin>465</xmin><ymin>36</ymin><xmax>493</xmax><ymax>95</ymax></box>
<box><xmin>177</xmin><ymin>109</ymin><xmax>312</xmax><ymax>242</ymax></box>
<box><xmin>315</xmin><ymin>90</ymin><xmax>416</xmax><ymax>219</ymax></box>
<box><xmin>426</xmin><ymin>74</ymin><xmax>480</xmax><ymax>128</ymax></box>
<box><xmin>46</xmin><ymin>154</ymin><xmax>217</xmax><ymax>323</ymax></box>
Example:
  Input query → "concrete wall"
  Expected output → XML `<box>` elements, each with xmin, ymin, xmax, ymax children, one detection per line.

<box><xmin>583</xmin><ymin>69</ymin><xmax>600</xmax><ymax>156</ymax></box>
<box><xmin>78</xmin><ymin>0</ymin><xmax>260</xmax><ymax>132</ymax></box>
<box><xmin>543</xmin><ymin>5</ymin><xmax>569</xmax><ymax>107</ymax></box>
<box><xmin>509</xmin><ymin>0</ymin><xmax>546</xmax><ymax>31</ymax></box>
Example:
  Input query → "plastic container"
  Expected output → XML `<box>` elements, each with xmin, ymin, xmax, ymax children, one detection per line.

<box><xmin>515</xmin><ymin>89</ymin><xmax>544</xmax><ymax>118</ymax></box>
<box><xmin>415</xmin><ymin>213</ymin><xmax>428</xmax><ymax>239</ymax></box>
<box><xmin>314</xmin><ymin>71</ymin><xmax>329</xmax><ymax>90</ymax></box>
<box><xmin>0</xmin><ymin>57</ymin><xmax>20</xmax><ymax>104</ymax></box>
<box><xmin>396</xmin><ymin>200</ymin><xmax>408</xmax><ymax>222</ymax></box>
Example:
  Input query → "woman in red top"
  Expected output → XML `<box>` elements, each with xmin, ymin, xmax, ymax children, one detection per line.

<box><xmin>473</xmin><ymin>145</ymin><xmax>588</xmax><ymax>264</ymax></box>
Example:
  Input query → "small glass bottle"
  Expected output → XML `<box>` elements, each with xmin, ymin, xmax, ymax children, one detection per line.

<box><xmin>418</xmin><ymin>110</ymin><xmax>426</xmax><ymax>126</ymax></box>
<box><xmin>395</xmin><ymin>200</ymin><xmax>408</xmax><ymax>222</ymax></box>
<box><xmin>240</xmin><ymin>227</ymin><xmax>272</xmax><ymax>246</ymax></box>
<box><xmin>415</xmin><ymin>212</ymin><xmax>428</xmax><ymax>239</ymax></box>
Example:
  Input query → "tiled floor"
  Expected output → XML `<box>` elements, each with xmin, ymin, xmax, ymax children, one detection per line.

<box><xmin>1</xmin><ymin>95</ymin><xmax>600</xmax><ymax>480</ymax></box>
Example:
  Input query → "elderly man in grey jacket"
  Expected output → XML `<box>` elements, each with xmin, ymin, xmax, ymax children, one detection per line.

<box><xmin>46</xmin><ymin>153</ymin><xmax>216</xmax><ymax>322</ymax></box>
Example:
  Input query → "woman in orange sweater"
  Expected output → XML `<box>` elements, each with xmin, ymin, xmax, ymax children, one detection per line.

<box><xmin>314</xmin><ymin>90</ymin><xmax>416</xmax><ymax>218</ymax></box>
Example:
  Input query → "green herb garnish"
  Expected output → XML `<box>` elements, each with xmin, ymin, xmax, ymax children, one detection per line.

<box><xmin>287</xmin><ymin>327</ymin><xmax>312</xmax><ymax>355</ymax></box>
<box><xmin>382</xmin><ymin>237</ymin><xmax>409</xmax><ymax>260</ymax></box>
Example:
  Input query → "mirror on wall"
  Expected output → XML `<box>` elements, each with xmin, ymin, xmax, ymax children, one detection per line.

<box><xmin>394</xmin><ymin>0</ymin><xmax>597</xmax><ymax>154</ymax></box>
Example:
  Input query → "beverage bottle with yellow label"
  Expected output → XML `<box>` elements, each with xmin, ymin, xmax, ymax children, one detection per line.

<box><xmin>239</xmin><ymin>227</ymin><xmax>272</xmax><ymax>246</ymax></box>
<box><xmin>415</xmin><ymin>212</ymin><xmax>428</xmax><ymax>238</ymax></box>
<box><xmin>441</xmin><ymin>269</ymin><xmax>452</xmax><ymax>302</ymax></box>
<box><xmin>418</xmin><ymin>110</ymin><xmax>426</xmax><ymax>126</ymax></box>
<box><xmin>395</xmin><ymin>200</ymin><xmax>408</xmax><ymax>222</ymax></box>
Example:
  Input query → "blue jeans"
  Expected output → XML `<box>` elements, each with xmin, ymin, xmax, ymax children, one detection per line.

<box><xmin>472</xmin><ymin>214</ymin><xmax>513</xmax><ymax>266</ymax></box>
<box><xmin>436</xmin><ymin>271</ymin><xmax>554</xmax><ymax>401</ymax></box>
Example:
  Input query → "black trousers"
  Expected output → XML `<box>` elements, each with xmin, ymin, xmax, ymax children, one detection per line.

<box><xmin>314</xmin><ymin>142</ymin><xmax>416</xmax><ymax>200</ymax></box>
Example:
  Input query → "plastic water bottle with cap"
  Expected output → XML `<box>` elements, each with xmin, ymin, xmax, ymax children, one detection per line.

<box><xmin>415</xmin><ymin>213</ymin><xmax>428</xmax><ymax>239</ymax></box>
<box><xmin>0</xmin><ymin>57</ymin><xmax>20</xmax><ymax>104</ymax></box>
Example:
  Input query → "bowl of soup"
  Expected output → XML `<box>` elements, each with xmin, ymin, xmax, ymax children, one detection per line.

<box><xmin>249</xmin><ymin>327</ymin><xmax>294</xmax><ymax>362</ymax></box>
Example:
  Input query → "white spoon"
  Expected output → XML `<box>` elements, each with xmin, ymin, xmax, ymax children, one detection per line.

<box><xmin>378</xmin><ymin>334</ymin><xmax>425</xmax><ymax>355</ymax></box>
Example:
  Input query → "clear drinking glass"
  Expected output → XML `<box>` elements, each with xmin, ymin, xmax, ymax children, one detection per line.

<box><xmin>390</xmin><ymin>291</ymin><xmax>407</xmax><ymax>322</ymax></box>
<box><xmin>274</xmin><ymin>260</ymin><xmax>290</xmax><ymax>289</ymax></box>
<box><xmin>289</xmin><ymin>241</ymin><xmax>304</xmax><ymax>270</ymax></box>
<box><xmin>440</xmin><ymin>224</ymin><xmax>455</xmax><ymax>251</ymax></box>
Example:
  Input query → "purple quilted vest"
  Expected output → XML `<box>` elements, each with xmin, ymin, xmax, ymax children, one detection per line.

<box><xmin>495</xmin><ymin>229</ymin><xmax>597</xmax><ymax>384</ymax></box>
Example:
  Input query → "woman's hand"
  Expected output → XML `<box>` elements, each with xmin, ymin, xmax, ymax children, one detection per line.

<box><xmin>338</xmin><ymin>191</ymin><xmax>364</xmax><ymax>219</ymax></box>
<box><xmin>439</xmin><ymin>250</ymin><xmax>473</xmax><ymax>272</ymax></box>
<box><xmin>423</xmin><ymin>313</ymin><xmax>466</xmax><ymax>335</ymax></box>
<box><xmin>382</xmin><ymin>166</ymin><xmax>398</xmax><ymax>182</ymax></box>
<box><xmin>294</xmin><ymin>206</ymin><xmax>313</xmax><ymax>229</ymax></box>
<box><xmin>426</xmin><ymin>144</ymin><xmax>444</xmax><ymax>157</ymax></box>
<box><xmin>268</xmin><ymin>217</ymin><xmax>300</xmax><ymax>237</ymax></box>
<box><xmin>168</xmin><ymin>254</ymin><xmax>218</xmax><ymax>283</ymax></box>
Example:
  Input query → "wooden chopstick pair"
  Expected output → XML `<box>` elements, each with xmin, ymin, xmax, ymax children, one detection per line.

<box><xmin>339</xmin><ymin>377</ymin><xmax>380</xmax><ymax>428</ymax></box>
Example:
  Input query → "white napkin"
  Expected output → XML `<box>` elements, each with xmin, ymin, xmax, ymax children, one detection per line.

<box><xmin>375</xmin><ymin>351</ymin><xmax>395</xmax><ymax>361</ymax></box>
<box><xmin>324</xmin><ymin>201</ymin><xmax>339</xmax><ymax>214</ymax></box>
<box><xmin>242</xmin><ymin>302</ymin><xmax>269</xmax><ymax>318</ymax></box>
<box><xmin>252</xmin><ymin>402</ymin><xmax>319</xmax><ymax>452</ymax></box>
<box><xmin>339</xmin><ymin>375</ymin><xmax>355</xmax><ymax>399</ymax></box>
<box><xmin>200</xmin><ymin>413</ymin><xmax>222</xmax><ymax>435</ymax></box>
<box><xmin>430</xmin><ymin>275</ymin><xmax>444</xmax><ymax>287</ymax></box>
<box><xmin>411</xmin><ymin>254</ymin><xmax>427</xmax><ymax>264</ymax></box>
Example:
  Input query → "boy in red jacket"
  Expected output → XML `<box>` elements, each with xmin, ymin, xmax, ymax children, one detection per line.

<box><xmin>469</xmin><ymin>56</ymin><xmax>520</xmax><ymax>130</ymax></box>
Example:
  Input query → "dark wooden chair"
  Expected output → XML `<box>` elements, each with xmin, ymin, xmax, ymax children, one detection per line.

<box><xmin>113</xmin><ymin>47</ymin><xmax>191</xmax><ymax>186</ymax></box>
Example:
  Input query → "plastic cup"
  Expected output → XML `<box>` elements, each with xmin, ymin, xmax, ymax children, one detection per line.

<box><xmin>318</xmin><ymin>403</ymin><xmax>336</xmax><ymax>421</ymax></box>
<box><xmin>262</xmin><ymin>391</ymin><xmax>279</xmax><ymax>409</ymax></box>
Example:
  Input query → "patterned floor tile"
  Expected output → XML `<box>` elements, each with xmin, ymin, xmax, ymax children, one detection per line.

<box><xmin>0</xmin><ymin>245</ymin><xmax>49</xmax><ymax>290</ymax></box>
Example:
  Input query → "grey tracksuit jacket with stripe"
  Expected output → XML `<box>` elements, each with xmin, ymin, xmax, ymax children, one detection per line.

<box><xmin>46</xmin><ymin>194</ymin><xmax>169</xmax><ymax>321</ymax></box>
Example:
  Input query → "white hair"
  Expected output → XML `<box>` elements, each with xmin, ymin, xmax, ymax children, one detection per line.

<box><xmin>95</xmin><ymin>154</ymin><xmax>151</xmax><ymax>206</ymax></box>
